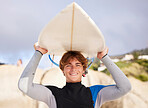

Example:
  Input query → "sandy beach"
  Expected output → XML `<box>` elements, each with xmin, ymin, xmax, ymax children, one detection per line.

<box><xmin>0</xmin><ymin>65</ymin><xmax>148</xmax><ymax>108</ymax></box>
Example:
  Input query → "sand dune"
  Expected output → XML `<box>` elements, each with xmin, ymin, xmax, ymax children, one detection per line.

<box><xmin>0</xmin><ymin>65</ymin><xmax>147</xmax><ymax>108</ymax></box>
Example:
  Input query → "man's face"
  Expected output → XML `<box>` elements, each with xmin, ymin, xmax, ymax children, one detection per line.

<box><xmin>63</xmin><ymin>57</ymin><xmax>84</xmax><ymax>83</ymax></box>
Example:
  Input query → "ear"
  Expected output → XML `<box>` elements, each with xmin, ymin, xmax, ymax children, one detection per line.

<box><xmin>82</xmin><ymin>70</ymin><xmax>85</xmax><ymax>76</ymax></box>
<box><xmin>82</xmin><ymin>70</ymin><xmax>86</xmax><ymax>77</ymax></box>
<box><xmin>83</xmin><ymin>70</ymin><xmax>85</xmax><ymax>74</ymax></box>
<box><xmin>62</xmin><ymin>71</ymin><xmax>65</xmax><ymax>76</ymax></box>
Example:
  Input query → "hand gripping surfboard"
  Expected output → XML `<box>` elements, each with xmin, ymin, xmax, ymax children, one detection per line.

<box><xmin>38</xmin><ymin>2</ymin><xmax>105</xmax><ymax>57</ymax></box>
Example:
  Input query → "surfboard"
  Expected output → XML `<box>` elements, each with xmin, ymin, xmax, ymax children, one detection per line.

<box><xmin>38</xmin><ymin>2</ymin><xmax>105</xmax><ymax>57</ymax></box>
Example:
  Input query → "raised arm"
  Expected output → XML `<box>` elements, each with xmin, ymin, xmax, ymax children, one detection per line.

<box><xmin>18</xmin><ymin>43</ymin><xmax>53</xmax><ymax>105</ymax></box>
<box><xmin>96</xmin><ymin>47</ymin><xmax>131</xmax><ymax>107</ymax></box>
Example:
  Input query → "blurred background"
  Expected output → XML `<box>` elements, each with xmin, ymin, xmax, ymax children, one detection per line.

<box><xmin>0</xmin><ymin>0</ymin><xmax>148</xmax><ymax>108</ymax></box>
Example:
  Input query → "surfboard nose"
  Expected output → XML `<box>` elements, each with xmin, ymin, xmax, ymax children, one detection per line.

<box><xmin>38</xmin><ymin>2</ymin><xmax>105</xmax><ymax>57</ymax></box>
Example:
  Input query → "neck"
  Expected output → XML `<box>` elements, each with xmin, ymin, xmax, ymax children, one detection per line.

<box><xmin>66</xmin><ymin>81</ymin><xmax>81</xmax><ymax>83</ymax></box>
<box><xmin>66</xmin><ymin>82</ymin><xmax>81</xmax><ymax>86</ymax></box>
<box><xmin>65</xmin><ymin>82</ymin><xmax>82</xmax><ymax>92</ymax></box>
<box><xmin>66</xmin><ymin>79</ymin><xmax>82</xmax><ymax>83</ymax></box>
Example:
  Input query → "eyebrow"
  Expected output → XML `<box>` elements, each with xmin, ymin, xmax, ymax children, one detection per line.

<box><xmin>76</xmin><ymin>63</ymin><xmax>81</xmax><ymax>65</ymax></box>
<box><xmin>66</xmin><ymin>62</ymin><xmax>81</xmax><ymax>65</ymax></box>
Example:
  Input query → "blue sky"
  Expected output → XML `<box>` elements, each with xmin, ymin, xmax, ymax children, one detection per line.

<box><xmin>0</xmin><ymin>0</ymin><xmax>148</xmax><ymax>69</ymax></box>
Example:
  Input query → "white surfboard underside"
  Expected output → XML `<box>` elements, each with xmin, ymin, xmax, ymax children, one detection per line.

<box><xmin>38</xmin><ymin>2</ymin><xmax>105</xmax><ymax>57</ymax></box>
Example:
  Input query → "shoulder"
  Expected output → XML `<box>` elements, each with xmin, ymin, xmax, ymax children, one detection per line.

<box><xmin>89</xmin><ymin>85</ymin><xmax>116</xmax><ymax>93</ymax></box>
<box><xmin>89</xmin><ymin>85</ymin><xmax>107</xmax><ymax>98</ymax></box>
<box><xmin>89</xmin><ymin>85</ymin><xmax>114</xmax><ymax>105</ymax></box>
<box><xmin>45</xmin><ymin>85</ymin><xmax>62</xmax><ymax>95</ymax></box>
<box><xmin>89</xmin><ymin>85</ymin><xmax>107</xmax><ymax>92</ymax></box>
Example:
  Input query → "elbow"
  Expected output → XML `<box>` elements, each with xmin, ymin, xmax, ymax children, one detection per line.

<box><xmin>18</xmin><ymin>78</ymin><xmax>29</xmax><ymax>94</ymax></box>
<box><xmin>126</xmin><ymin>82</ymin><xmax>132</xmax><ymax>92</ymax></box>
<box><xmin>125</xmin><ymin>79</ymin><xmax>132</xmax><ymax>92</ymax></box>
<box><xmin>18</xmin><ymin>80</ymin><xmax>24</xmax><ymax>93</ymax></box>
<box><xmin>121</xmin><ymin>81</ymin><xmax>132</xmax><ymax>95</ymax></box>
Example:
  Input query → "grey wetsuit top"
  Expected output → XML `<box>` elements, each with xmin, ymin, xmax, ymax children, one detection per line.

<box><xmin>18</xmin><ymin>51</ymin><xmax>131</xmax><ymax>108</ymax></box>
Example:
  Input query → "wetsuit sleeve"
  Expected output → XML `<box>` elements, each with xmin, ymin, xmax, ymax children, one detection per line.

<box><xmin>96</xmin><ymin>55</ymin><xmax>131</xmax><ymax>107</ymax></box>
<box><xmin>18</xmin><ymin>51</ymin><xmax>53</xmax><ymax>105</ymax></box>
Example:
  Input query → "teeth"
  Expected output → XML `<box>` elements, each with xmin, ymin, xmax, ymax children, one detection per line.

<box><xmin>70</xmin><ymin>73</ymin><xmax>77</xmax><ymax>75</ymax></box>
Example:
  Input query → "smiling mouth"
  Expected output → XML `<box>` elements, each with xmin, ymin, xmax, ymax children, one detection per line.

<box><xmin>70</xmin><ymin>73</ymin><xmax>78</xmax><ymax>76</ymax></box>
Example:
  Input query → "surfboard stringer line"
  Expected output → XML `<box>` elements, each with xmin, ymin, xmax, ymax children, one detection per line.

<box><xmin>70</xmin><ymin>2</ymin><xmax>75</xmax><ymax>51</ymax></box>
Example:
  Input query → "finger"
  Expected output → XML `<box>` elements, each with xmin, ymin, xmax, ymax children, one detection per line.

<box><xmin>34</xmin><ymin>44</ymin><xmax>36</xmax><ymax>50</ymax></box>
<box><xmin>34</xmin><ymin>42</ymin><xmax>40</xmax><ymax>50</ymax></box>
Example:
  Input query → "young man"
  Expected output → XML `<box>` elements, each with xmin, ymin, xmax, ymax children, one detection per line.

<box><xmin>18</xmin><ymin>43</ymin><xmax>131</xmax><ymax>108</ymax></box>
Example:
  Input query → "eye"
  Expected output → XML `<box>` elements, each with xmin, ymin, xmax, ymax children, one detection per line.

<box><xmin>76</xmin><ymin>64</ymin><xmax>81</xmax><ymax>67</ymax></box>
<box><xmin>66</xmin><ymin>64</ymin><xmax>71</xmax><ymax>67</ymax></box>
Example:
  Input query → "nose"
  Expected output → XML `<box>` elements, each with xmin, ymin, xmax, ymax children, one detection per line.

<box><xmin>71</xmin><ymin>65</ymin><xmax>77</xmax><ymax>71</ymax></box>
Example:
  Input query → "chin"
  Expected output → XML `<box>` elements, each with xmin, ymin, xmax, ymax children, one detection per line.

<box><xmin>68</xmin><ymin>78</ymin><xmax>81</xmax><ymax>83</ymax></box>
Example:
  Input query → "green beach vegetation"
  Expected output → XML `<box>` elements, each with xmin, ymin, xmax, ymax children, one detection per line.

<box><xmin>90</xmin><ymin>48</ymin><xmax>148</xmax><ymax>82</ymax></box>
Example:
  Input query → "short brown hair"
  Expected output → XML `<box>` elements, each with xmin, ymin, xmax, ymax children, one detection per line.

<box><xmin>59</xmin><ymin>51</ymin><xmax>88</xmax><ymax>71</ymax></box>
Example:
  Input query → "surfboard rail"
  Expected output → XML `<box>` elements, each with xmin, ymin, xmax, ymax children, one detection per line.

<box><xmin>38</xmin><ymin>2</ymin><xmax>105</xmax><ymax>57</ymax></box>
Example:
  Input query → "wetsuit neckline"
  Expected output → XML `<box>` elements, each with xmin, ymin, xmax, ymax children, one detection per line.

<box><xmin>66</xmin><ymin>82</ymin><xmax>81</xmax><ymax>85</ymax></box>
<box><xmin>65</xmin><ymin>82</ymin><xmax>82</xmax><ymax>92</ymax></box>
